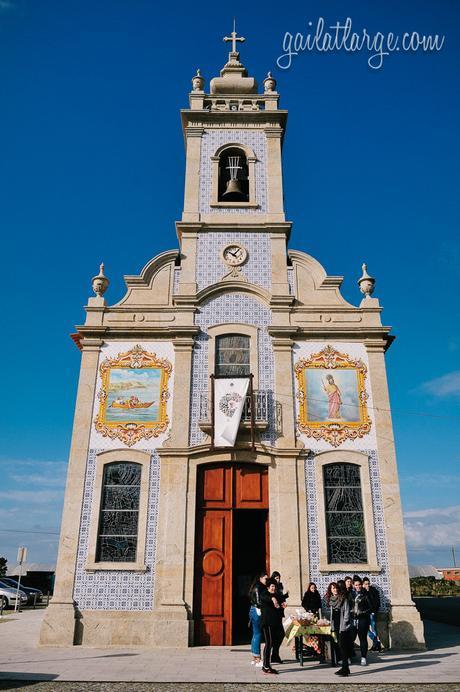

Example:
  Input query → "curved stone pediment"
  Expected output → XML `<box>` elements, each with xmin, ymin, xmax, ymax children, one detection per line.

<box><xmin>288</xmin><ymin>249</ymin><xmax>355</xmax><ymax>308</ymax></box>
<box><xmin>113</xmin><ymin>249</ymin><xmax>179</xmax><ymax>307</ymax></box>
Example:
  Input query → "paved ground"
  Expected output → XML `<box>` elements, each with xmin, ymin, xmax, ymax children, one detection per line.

<box><xmin>0</xmin><ymin>609</ymin><xmax>459</xmax><ymax>689</ymax></box>
<box><xmin>1</xmin><ymin>686</ymin><xmax>459</xmax><ymax>692</ymax></box>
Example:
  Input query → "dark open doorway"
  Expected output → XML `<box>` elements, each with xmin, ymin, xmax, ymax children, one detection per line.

<box><xmin>232</xmin><ymin>509</ymin><xmax>268</xmax><ymax>644</ymax></box>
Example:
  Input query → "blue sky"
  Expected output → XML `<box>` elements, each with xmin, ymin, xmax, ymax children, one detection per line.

<box><xmin>0</xmin><ymin>0</ymin><xmax>459</xmax><ymax>571</ymax></box>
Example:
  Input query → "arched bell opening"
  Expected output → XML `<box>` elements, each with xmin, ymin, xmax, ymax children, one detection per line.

<box><xmin>218</xmin><ymin>147</ymin><xmax>249</xmax><ymax>202</ymax></box>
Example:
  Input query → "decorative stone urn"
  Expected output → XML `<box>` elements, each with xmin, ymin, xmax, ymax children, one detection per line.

<box><xmin>358</xmin><ymin>263</ymin><xmax>376</xmax><ymax>297</ymax></box>
<box><xmin>92</xmin><ymin>263</ymin><xmax>109</xmax><ymax>297</ymax></box>
<box><xmin>191</xmin><ymin>69</ymin><xmax>205</xmax><ymax>92</ymax></box>
<box><xmin>263</xmin><ymin>72</ymin><xmax>277</xmax><ymax>93</ymax></box>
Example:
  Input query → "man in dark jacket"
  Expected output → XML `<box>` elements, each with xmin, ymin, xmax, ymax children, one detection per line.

<box><xmin>363</xmin><ymin>577</ymin><xmax>383</xmax><ymax>652</ymax></box>
<box><xmin>351</xmin><ymin>575</ymin><xmax>372</xmax><ymax>665</ymax></box>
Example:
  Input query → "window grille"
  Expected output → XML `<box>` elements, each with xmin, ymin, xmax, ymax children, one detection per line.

<box><xmin>323</xmin><ymin>463</ymin><xmax>367</xmax><ymax>563</ymax></box>
<box><xmin>96</xmin><ymin>462</ymin><xmax>141</xmax><ymax>562</ymax></box>
<box><xmin>215</xmin><ymin>334</ymin><xmax>250</xmax><ymax>377</ymax></box>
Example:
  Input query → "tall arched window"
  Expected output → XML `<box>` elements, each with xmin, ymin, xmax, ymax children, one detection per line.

<box><xmin>96</xmin><ymin>462</ymin><xmax>141</xmax><ymax>563</ymax></box>
<box><xmin>323</xmin><ymin>463</ymin><xmax>367</xmax><ymax>564</ymax></box>
<box><xmin>215</xmin><ymin>334</ymin><xmax>250</xmax><ymax>377</ymax></box>
<box><xmin>218</xmin><ymin>147</ymin><xmax>249</xmax><ymax>202</ymax></box>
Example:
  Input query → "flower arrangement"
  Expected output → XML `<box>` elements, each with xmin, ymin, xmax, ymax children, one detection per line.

<box><xmin>291</xmin><ymin>609</ymin><xmax>330</xmax><ymax>627</ymax></box>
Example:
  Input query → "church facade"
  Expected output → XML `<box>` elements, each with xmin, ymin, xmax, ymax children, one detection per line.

<box><xmin>40</xmin><ymin>33</ymin><xmax>424</xmax><ymax>649</ymax></box>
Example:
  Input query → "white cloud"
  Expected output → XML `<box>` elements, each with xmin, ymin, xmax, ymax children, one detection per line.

<box><xmin>404</xmin><ymin>506</ymin><xmax>460</xmax><ymax>519</ymax></box>
<box><xmin>404</xmin><ymin>505</ymin><xmax>460</xmax><ymax>548</ymax></box>
<box><xmin>0</xmin><ymin>458</ymin><xmax>65</xmax><ymax>565</ymax></box>
<box><xmin>401</xmin><ymin>473</ymin><xmax>460</xmax><ymax>488</ymax></box>
<box><xmin>419</xmin><ymin>371</ymin><xmax>460</xmax><ymax>398</ymax></box>
<box><xmin>9</xmin><ymin>473</ymin><xmax>66</xmax><ymax>487</ymax></box>
<box><xmin>0</xmin><ymin>489</ymin><xmax>65</xmax><ymax>503</ymax></box>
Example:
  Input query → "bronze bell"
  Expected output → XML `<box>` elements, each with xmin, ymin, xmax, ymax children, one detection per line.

<box><xmin>223</xmin><ymin>178</ymin><xmax>244</xmax><ymax>198</ymax></box>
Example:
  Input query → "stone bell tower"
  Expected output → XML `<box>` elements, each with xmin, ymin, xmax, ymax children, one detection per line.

<box><xmin>177</xmin><ymin>27</ymin><xmax>292</xmax><ymax>307</ymax></box>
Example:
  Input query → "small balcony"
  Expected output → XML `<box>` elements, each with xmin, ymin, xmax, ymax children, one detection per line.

<box><xmin>198</xmin><ymin>390</ymin><xmax>269</xmax><ymax>433</ymax></box>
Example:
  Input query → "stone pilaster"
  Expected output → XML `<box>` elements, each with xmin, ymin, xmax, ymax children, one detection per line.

<box><xmin>270</xmin><ymin>333</ymin><xmax>297</xmax><ymax>447</ymax></box>
<box><xmin>152</xmin><ymin>454</ymin><xmax>191</xmax><ymax>646</ymax></box>
<box><xmin>39</xmin><ymin>338</ymin><xmax>102</xmax><ymax>647</ymax></box>
<box><xmin>269</xmin><ymin>454</ymin><xmax>308</xmax><ymax>607</ymax></box>
<box><xmin>176</xmin><ymin>228</ymin><xmax>198</xmax><ymax>296</ymax></box>
<box><xmin>265</xmin><ymin>129</ymin><xmax>285</xmax><ymax>222</ymax></box>
<box><xmin>270</xmin><ymin>232</ymin><xmax>290</xmax><ymax>296</ymax></box>
<box><xmin>165</xmin><ymin>337</ymin><xmax>195</xmax><ymax>448</ymax></box>
<box><xmin>366</xmin><ymin>342</ymin><xmax>425</xmax><ymax>649</ymax></box>
<box><xmin>152</xmin><ymin>336</ymin><xmax>195</xmax><ymax>646</ymax></box>
<box><xmin>182</xmin><ymin>128</ymin><xmax>203</xmax><ymax>223</ymax></box>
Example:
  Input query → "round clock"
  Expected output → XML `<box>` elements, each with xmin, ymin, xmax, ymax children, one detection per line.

<box><xmin>221</xmin><ymin>243</ymin><xmax>248</xmax><ymax>267</ymax></box>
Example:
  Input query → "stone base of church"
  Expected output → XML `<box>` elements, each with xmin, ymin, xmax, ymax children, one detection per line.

<box><xmin>389</xmin><ymin>603</ymin><xmax>426</xmax><ymax>649</ymax></box>
<box><xmin>38</xmin><ymin>602</ymin><xmax>424</xmax><ymax>650</ymax></box>
<box><xmin>39</xmin><ymin>600</ymin><xmax>77</xmax><ymax>647</ymax></box>
<box><xmin>40</xmin><ymin>607</ymin><xmax>193</xmax><ymax>648</ymax></box>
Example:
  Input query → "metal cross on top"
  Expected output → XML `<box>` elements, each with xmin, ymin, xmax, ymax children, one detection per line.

<box><xmin>224</xmin><ymin>19</ymin><xmax>245</xmax><ymax>54</ymax></box>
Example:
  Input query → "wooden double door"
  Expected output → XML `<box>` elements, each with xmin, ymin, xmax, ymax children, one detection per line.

<box><xmin>194</xmin><ymin>463</ymin><xmax>269</xmax><ymax>646</ymax></box>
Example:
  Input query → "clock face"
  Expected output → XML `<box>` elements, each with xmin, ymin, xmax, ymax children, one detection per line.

<box><xmin>222</xmin><ymin>244</ymin><xmax>248</xmax><ymax>267</ymax></box>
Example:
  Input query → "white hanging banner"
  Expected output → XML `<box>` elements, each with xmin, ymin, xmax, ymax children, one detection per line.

<box><xmin>214</xmin><ymin>378</ymin><xmax>250</xmax><ymax>447</ymax></box>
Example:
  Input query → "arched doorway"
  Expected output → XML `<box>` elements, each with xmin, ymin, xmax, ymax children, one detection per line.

<box><xmin>193</xmin><ymin>463</ymin><xmax>269</xmax><ymax>645</ymax></box>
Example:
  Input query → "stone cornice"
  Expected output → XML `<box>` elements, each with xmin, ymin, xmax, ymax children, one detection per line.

<box><xmin>267</xmin><ymin>326</ymin><xmax>301</xmax><ymax>339</ymax></box>
<box><xmin>158</xmin><ymin>442</ymin><xmax>308</xmax><ymax>459</ymax></box>
<box><xmin>290</xmin><ymin>327</ymin><xmax>393</xmax><ymax>343</ymax></box>
<box><xmin>181</xmin><ymin>109</ymin><xmax>288</xmax><ymax>133</ymax></box>
<box><xmin>74</xmin><ymin>325</ymin><xmax>200</xmax><ymax>341</ymax></box>
<box><xmin>269</xmin><ymin>295</ymin><xmax>295</xmax><ymax>309</ymax></box>
<box><xmin>176</xmin><ymin>220</ymin><xmax>292</xmax><ymax>238</ymax></box>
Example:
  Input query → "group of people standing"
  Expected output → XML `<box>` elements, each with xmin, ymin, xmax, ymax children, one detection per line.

<box><xmin>248</xmin><ymin>571</ymin><xmax>383</xmax><ymax>677</ymax></box>
<box><xmin>325</xmin><ymin>574</ymin><xmax>383</xmax><ymax>676</ymax></box>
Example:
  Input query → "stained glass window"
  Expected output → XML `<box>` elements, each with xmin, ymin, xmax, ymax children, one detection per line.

<box><xmin>215</xmin><ymin>334</ymin><xmax>250</xmax><ymax>377</ymax></box>
<box><xmin>324</xmin><ymin>463</ymin><xmax>367</xmax><ymax>563</ymax></box>
<box><xmin>96</xmin><ymin>462</ymin><xmax>141</xmax><ymax>562</ymax></box>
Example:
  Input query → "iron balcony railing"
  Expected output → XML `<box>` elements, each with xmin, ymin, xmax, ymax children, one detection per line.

<box><xmin>198</xmin><ymin>390</ymin><xmax>269</xmax><ymax>426</ymax></box>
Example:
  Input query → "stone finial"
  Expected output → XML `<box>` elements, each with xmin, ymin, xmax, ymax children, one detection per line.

<box><xmin>358</xmin><ymin>263</ymin><xmax>375</xmax><ymax>298</ymax></box>
<box><xmin>263</xmin><ymin>72</ymin><xmax>277</xmax><ymax>93</ymax></box>
<box><xmin>191</xmin><ymin>68</ymin><xmax>205</xmax><ymax>92</ymax></box>
<box><xmin>92</xmin><ymin>262</ymin><xmax>109</xmax><ymax>297</ymax></box>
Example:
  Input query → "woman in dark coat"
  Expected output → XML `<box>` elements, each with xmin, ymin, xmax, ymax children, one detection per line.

<box><xmin>302</xmin><ymin>582</ymin><xmax>322</xmax><ymax>614</ymax></box>
<box><xmin>269</xmin><ymin>572</ymin><xmax>287</xmax><ymax>664</ymax></box>
<box><xmin>260</xmin><ymin>578</ymin><xmax>281</xmax><ymax>675</ymax></box>
<box><xmin>326</xmin><ymin>581</ymin><xmax>341</xmax><ymax>663</ymax></box>
<box><xmin>330</xmin><ymin>579</ymin><xmax>354</xmax><ymax>677</ymax></box>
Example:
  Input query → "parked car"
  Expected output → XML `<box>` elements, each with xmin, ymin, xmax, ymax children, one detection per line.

<box><xmin>0</xmin><ymin>578</ymin><xmax>43</xmax><ymax>604</ymax></box>
<box><xmin>0</xmin><ymin>584</ymin><xmax>28</xmax><ymax>609</ymax></box>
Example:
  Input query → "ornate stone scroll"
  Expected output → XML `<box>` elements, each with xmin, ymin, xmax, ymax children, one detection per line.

<box><xmin>294</xmin><ymin>345</ymin><xmax>371</xmax><ymax>447</ymax></box>
<box><xmin>95</xmin><ymin>345</ymin><xmax>172</xmax><ymax>446</ymax></box>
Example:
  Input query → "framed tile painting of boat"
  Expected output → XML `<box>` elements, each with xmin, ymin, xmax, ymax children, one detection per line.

<box><xmin>95</xmin><ymin>344</ymin><xmax>172</xmax><ymax>446</ymax></box>
<box><xmin>294</xmin><ymin>345</ymin><xmax>372</xmax><ymax>447</ymax></box>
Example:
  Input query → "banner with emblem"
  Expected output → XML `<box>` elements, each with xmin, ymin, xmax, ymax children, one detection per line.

<box><xmin>213</xmin><ymin>377</ymin><xmax>250</xmax><ymax>447</ymax></box>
